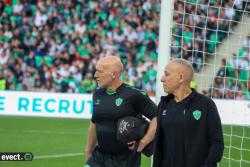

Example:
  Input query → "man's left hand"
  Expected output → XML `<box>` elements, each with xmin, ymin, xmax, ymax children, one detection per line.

<box><xmin>127</xmin><ymin>139</ymin><xmax>147</xmax><ymax>152</ymax></box>
<box><xmin>136</xmin><ymin>139</ymin><xmax>147</xmax><ymax>152</ymax></box>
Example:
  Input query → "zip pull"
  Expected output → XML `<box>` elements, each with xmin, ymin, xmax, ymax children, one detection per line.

<box><xmin>183</xmin><ymin>109</ymin><xmax>186</xmax><ymax>115</ymax></box>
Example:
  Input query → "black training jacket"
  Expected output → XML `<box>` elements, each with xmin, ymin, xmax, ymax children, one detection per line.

<box><xmin>153</xmin><ymin>89</ymin><xmax>224</xmax><ymax>167</ymax></box>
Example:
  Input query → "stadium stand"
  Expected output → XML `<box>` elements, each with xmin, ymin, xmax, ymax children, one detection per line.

<box><xmin>207</xmin><ymin>35</ymin><xmax>250</xmax><ymax>100</ymax></box>
<box><xmin>171</xmin><ymin>0</ymin><xmax>246</xmax><ymax>72</ymax></box>
<box><xmin>0</xmin><ymin>0</ymin><xmax>248</xmax><ymax>98</ymax></box>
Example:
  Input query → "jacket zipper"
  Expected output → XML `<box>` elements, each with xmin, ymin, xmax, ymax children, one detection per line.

<box><xmin>183</xmin><ymin>109</ymin><xmax>187</xmax><ymax>166</ymax></box>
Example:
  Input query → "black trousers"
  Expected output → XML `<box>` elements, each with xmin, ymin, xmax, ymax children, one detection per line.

<box><xmin>85</xmin><ymin>146</ymin><xmax>141</xmax><ymax>167</ymax></box>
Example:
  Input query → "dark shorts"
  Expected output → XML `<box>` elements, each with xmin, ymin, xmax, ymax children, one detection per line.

<box><xmin>85</xmin><ymin>146</ymin><xmax>141</xmax><ymax>167</ymax></box>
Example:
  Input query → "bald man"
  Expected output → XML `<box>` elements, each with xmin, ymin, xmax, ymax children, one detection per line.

<box><xmin>85</xmin><ymin>56</ymin><xmax>157</xmax><ymax>167</ymax></box>
<box><xmin>153</xmin><ymin>59</ymin><xmax>224</xmax><ymax>167</ymax></box>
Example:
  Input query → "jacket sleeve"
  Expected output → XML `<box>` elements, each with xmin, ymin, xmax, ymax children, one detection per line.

<box><xmin>203</xmin><ymin>99</ymin><xmax>224</xmax><ymax>167</ymax></box>
<box><xmin>152</xmin><ymin>100</ymin><xmax>164</xmax><ymax>167</ymax></box>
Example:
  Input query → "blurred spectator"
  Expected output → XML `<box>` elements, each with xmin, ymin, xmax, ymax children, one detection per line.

<box><xmin>22</xmin><ymin>69</ymin><xmax>35</xmax><ymax>91</ymax></box>
<box><xmin>216</xmin><ymin>58</ymin><xmax>229</xmax><ymax>78</ymax></box>
<box><xmin>0</xmin><ymin>71</ymin><xmax>7</xmax><ymax>90</ymax></box>
<box><xmin>206</xmin><ymin>35</ymin><xmax>250</xmax><ymax>100</ymax></box>
<box><xmin>80</xmin><ymin>73</ymin><xmax>96</xmax><ymax>93</ymax></box>
<box><xmin>235</xmin><ymin>91</ymin><xmax>244</xmax><ymax>100</ymax></box>
<box><xmin>190</xmin><ymin>80</ymin><xmax>198</xmax><ymax>89</ymax></box>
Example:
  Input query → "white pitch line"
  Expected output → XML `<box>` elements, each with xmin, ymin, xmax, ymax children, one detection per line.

<box><xmin>35</xmin><ymin>153</ymin><xmax>84</xmax><ymax>159</ymax></box>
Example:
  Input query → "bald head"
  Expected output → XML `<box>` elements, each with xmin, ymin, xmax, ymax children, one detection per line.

<box><xmin>97</xmin><ymin>56</ymin><xmax>124</xmax><ymax>76</ymax></box>
<box><xmin>95</xmin><ymin>56</ymin><xmax>124</xmax><ymax>88</ymax></box>
<box><xmin>170</xmin><ymin>59</ymin><xmax>194</xmax><ymax>83</ymax></box>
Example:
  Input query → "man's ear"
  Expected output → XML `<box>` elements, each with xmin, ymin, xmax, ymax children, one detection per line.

<box><xmin>179</xmin><ymin>73</ymin><xmax>184</xmax><ymax>82</ymax></box>
<box><xmin>111</xmin><ymin>72</ymin><xmax>116</xmax><ymax>79</ymax></box>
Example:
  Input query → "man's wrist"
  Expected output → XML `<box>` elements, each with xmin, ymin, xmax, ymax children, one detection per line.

<box><xmin>140</xmin><ymin>138</ymin><xmax>149</xmax><ymax>146</ymax></box>
<box><xmin>85</xmin><ymin>148</ymin><xmax>92</xmax><ymax>154</ymax></box>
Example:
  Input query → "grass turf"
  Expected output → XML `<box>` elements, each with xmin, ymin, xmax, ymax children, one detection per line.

<box><xmin>0</xmin><ymin>116</ymin><xmax>249</xmax><ymax>167</ymax></box>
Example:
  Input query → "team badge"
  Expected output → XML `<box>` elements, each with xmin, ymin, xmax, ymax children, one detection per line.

<box><xmin>193</xmin><ymin>110</ymin><xmax>201</xmax><ymax>120</ymax></box>
<box><xmin>95</xmin><ymin>99</ymin><xmax>101</xmax><ymax>105</ymax></box>
<box><xmin>115</xmin><ymin>98</ymin><xmax>123</xmax><ymax>106</ymax></box>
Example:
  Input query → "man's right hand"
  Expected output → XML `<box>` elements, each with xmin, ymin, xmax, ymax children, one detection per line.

<box><xmin>85</xmin><ymin>122</ymin><xmax>97</xmax><ymax>161</ymax></box>
<box><xmin>85</xmin><ymin>149</ymin><xmax>92</xmax><ymax>161</ymax></box>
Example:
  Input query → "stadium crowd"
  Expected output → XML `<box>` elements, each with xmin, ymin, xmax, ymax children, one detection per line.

<box><xmin>204</xmin><ymin>35</ymin><xmax>250</xmax><ymax>100</ymax></box>
<box><xmin>0</xmin><ymin>0</ymin><xmax>160</xmax><ymax>95</ymax></box>
<box><xmin>171</xmin><ymin>0</ymin><xmax>246</xmax><ymax>72</ymax></box>
<box><xmin>0</xmin><ymin>0</ymin><xmax>248</xmax><ymax>99</ymax></box>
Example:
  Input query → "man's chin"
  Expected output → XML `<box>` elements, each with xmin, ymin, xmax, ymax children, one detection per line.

<box><xmin>97</xmin><ymin>83</ymin><xmax>105</xmax><ymax>88</ymax></box>
<box><xmin>96</xmin><ymin>82</ymin><xmax>102</xmax><ymax>86</ymax></box>
<box><xmin>164</xmin><ymin>89</ymin><xmax>171</xmax><ymax>94</ymax></box>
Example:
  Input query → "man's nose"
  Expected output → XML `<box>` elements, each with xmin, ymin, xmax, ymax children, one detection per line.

<box><xmin>94</xmin><ymin>73</ymin><xmax>98</xmax><ymax>79</ymax></box>
<box><xmin>160</xmin><ymin>76</ymin><xmax>164</xmax><ymax>82</ymax></box>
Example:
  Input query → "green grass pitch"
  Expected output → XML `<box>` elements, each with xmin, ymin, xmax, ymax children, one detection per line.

<box><xmin>0</xmin><ymin>116</ymin><xmax>249</xmax><ymax>167</ymax></box>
